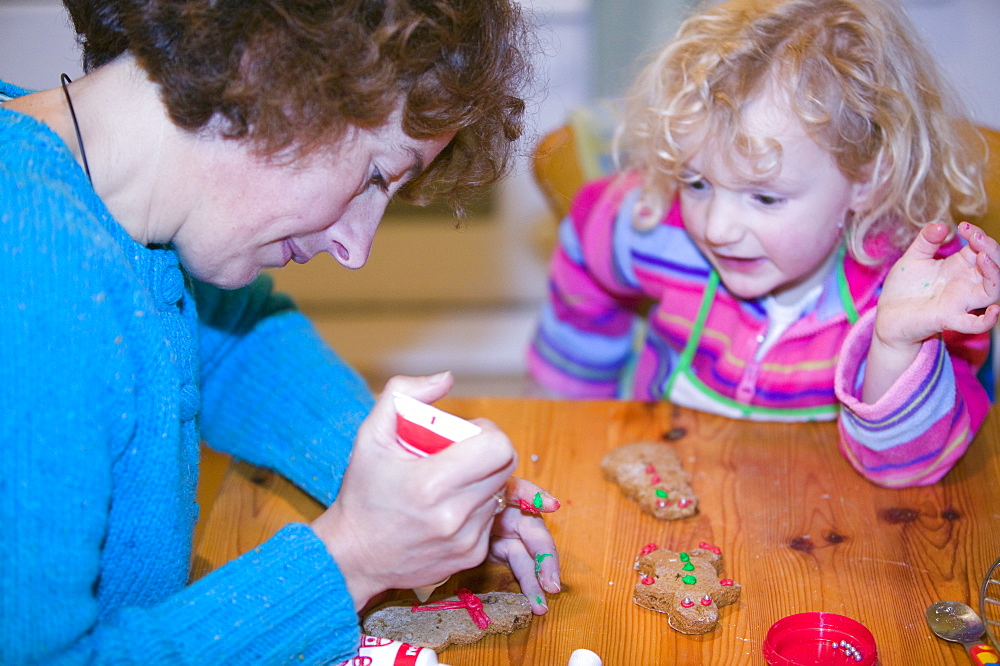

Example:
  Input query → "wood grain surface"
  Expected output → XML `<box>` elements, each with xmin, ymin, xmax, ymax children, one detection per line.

<box><xmin>192</xmin><ymin>399</ymin><xmax>1000</xmax><ymax>665</ymax></box>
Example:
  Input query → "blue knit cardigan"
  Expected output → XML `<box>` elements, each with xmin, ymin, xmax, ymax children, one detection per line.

<box><xmin>1</xmin><ymin>80</ymin><xmax>375</xmax><ymax>664</ymax></box>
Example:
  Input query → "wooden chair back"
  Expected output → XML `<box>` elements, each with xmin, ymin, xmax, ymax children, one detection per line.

<box><xmin>971</xmin><ymin>125</ymin><xmax>1000</xmax><ymax>239</ymax></box>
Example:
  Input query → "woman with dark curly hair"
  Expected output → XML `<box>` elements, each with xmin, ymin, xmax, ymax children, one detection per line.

<box><xmin>0</xmin><ymin>0</ymin><xmax>560</xmax><ymax>662</ymax></box>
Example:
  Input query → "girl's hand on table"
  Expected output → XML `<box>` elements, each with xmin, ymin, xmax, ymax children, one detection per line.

<box><xmin>312</xmin><ymin>373</ymin><xmax>517</xmax><ymax>611</ymax></box>
<box><xmin>864</xmin><ymin>221</ymin><xmax>1000</xmax><ymax>402</ymax></box>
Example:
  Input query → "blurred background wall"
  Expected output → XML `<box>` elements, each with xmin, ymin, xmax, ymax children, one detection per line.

<box><xmin>3</xmin><ymin>0</ymin><xmax>997</xmax><ymax>395</ymax></box>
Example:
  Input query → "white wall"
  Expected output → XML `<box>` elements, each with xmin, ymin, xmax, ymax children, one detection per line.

<box><xmin>906</xmin><ymin>0</ymin><xmax>1000</xmax><ymax>129</ymax></box>
<box><xmin>0</xmin><ymin>0</ymin><xmax>83</xmax><ymax>89</ymax></box>
<box><xmin>587</xmin><ymin>0</ymin><xmax>1000</xmax><ymax>128</ymax></box>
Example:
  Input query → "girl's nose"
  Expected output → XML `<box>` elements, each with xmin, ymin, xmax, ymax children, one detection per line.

<box><xmin>703</xmin><ymin>195</ymin><xmax>742</xmax><ymax>246</ymax></box>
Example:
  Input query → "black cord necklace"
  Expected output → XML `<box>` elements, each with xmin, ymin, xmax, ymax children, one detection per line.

<box><xmin>59</xmin><ymin>73</ymin><xmax>93</xmax><ymax>185</ymax></box>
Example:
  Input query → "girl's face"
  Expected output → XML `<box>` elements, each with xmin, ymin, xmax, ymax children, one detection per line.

<box><xmin>679</xmin><ymin>90</ymin><xmax>871</xmax><ymax>305</ymax></box>
<box><xmin>171</xmin><ymin>117</ymin><xmax>454</xmax><ymax>289</ymax></box>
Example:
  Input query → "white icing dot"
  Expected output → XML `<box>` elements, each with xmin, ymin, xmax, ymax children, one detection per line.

<box><xmin>568</xmin><ymin>648</ymin><xmax>603</xmax><ymax>666</ymax></box>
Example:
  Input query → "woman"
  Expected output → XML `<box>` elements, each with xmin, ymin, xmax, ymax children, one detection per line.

<box><xmin>0</xmin><ymin>0</ymin><xmax>560</xmax><ymax>662</ymax></box>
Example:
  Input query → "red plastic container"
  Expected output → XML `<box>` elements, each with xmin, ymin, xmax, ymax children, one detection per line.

<box><xmin>762</xmin><ymin>612</ymin><xmax>878</xmax><ymax>666</ymax></box>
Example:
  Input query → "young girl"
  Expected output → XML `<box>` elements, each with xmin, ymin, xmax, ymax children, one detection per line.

<box><xmin>528</xmin><ymin>0</ymin><xmax>1000</xmax><ymax>488</ymax></box>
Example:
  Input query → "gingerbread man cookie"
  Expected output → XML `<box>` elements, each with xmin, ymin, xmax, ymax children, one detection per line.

<box><xmin>601</xmin><ymin>441</ymin><xmax>697</xmax><ymax>520</ymax></box>
<box><xmin>362</xmin><ymin>590</ymin><xmax>532</xmax><ymax>651</ymax></box>
<box><xmin>632</xmin><ymin>542</ymin><xmax>741</xmax><ymax>634</ymax></box>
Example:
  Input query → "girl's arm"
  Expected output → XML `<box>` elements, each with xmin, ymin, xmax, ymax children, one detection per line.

<box><xmin>835</xmin><ymin>221</ymin><xmax>998</xmax><ymax>487</ymax></box>
<box><xmin>527</xmin><ymin>178</ymin><xmax>646</xmax><ymax>398</ymax></box>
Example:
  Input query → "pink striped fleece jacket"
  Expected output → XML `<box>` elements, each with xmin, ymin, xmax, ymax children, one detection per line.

<box><xmin>527</xmin><ymin>172</ymin><xmax>992</xmax><ymax>488</ymax></box>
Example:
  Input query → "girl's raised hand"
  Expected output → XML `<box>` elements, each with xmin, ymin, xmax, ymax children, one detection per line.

<box><xmin>876</xmin><ymin>221</ymin><xmax>1000</xmax><ymax>348</ymax></box>
<box><xmin>865</xmin><ymin>222</ymin><xmax>1000</xmax><ymax>402</ymax></box>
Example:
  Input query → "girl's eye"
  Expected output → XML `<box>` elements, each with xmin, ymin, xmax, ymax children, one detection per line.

<box><xmin>368</xmin><ymin>167</ymin><xmax>389</xmax><ymax>193</ymax></box>
<box><xmin>684</xmin><ymin>178</ymin><xmax>709</xmax><ymax>192</ymax></box>
<box><xmin>753</xmin><ymin>192</ymin><xmax>784</xmax><ymax>206</ymax></box>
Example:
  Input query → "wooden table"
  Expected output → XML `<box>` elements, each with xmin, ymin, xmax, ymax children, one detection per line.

<box><xmin>192</xmin><ymin>399</ymin><xmax>1000</xmax><ymax>665</ymax></box>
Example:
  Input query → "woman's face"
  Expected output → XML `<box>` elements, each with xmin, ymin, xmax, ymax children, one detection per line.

<box><xmin>172</xmin><ymin>118</ymin><xmax>454</xmax><ymax>288</ymax></box>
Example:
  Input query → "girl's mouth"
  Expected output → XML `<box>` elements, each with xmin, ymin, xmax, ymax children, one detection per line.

<box><xmin>713</xmin><ymin>253</ymin><xmax>766</xmax><ymax>273</ymax></box>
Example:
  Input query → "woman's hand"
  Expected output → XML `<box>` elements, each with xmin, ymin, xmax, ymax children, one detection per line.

<box><xmin>865</xmin><ymin>221</ymin><xmax>1000</xmax><ymax>402</ymax></box>
<box><xmin>489</xmin><ymin>476</ymin><xmax>562</xmax><ymax>614</ymax></box>
<box><xmin>310</xmin><ymin>373</ymin><xmax>517</xmax><ymax>611</ymax></box>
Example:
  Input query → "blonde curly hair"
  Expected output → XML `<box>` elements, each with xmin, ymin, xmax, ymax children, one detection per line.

<box><xmin>618</xmin><ymin>0</ymin><xmax>987</xmax><ymax>262</ymax></box>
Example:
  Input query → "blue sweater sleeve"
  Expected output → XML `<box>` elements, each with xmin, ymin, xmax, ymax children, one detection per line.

<box><xmin>87</xmin><ymin>523</ymin><xmax>361</xmax><ymax>664</ymax></box>
<box><xmin>193</xmin><ymin>276</ymin><xmax>375</xmax><ymax>505</ymax></box>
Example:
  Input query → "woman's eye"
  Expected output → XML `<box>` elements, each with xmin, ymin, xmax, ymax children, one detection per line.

<box><xmin>685</xmin><ymin>178</ymin><xmax>708</xmax><ymax>192</ymax></box>
<box><xmin>368</xmin><ymin>168</ymin><xmax>389</xmax><ymax>193</ymax></box>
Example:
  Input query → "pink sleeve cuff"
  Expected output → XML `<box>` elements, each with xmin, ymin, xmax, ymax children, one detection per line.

<box><xmin>835</xmin><ymin>309</ymin><xmax>944</xmax><ymax>420</ymax></box>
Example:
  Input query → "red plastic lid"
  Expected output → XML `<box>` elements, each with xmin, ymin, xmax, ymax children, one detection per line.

<box><xmin>762</xmin><ymin>613</ymin><xmax>878</xmax><ymax>666</ymax></box>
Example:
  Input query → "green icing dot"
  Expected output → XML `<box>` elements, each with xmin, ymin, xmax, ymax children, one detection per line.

<box><xmin>682</xmin><ymin>562</ymin><xmax>695</xmax><ymax>571</ymax></box>
<box><xmin>679</xmin><ymin>552</ymin><xmax>690</xmax><ymax>562</ymax></box>
<box><xmin>681</xmin><ymin>575</ymin><xmax>697</xmax><ymax>585</ymax></box>
<box><xmin>533</xmin><ymin>492</ymin><xmax>544</xmax><ymax>509</ymax></box>
<box><xmin>655</xmin><ymin>488</ymin><xmax>668</xmax><ymax>498</ymax></box>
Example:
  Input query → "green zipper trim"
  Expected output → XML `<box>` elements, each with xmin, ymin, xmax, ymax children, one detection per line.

<box><xmin>835</xmin><ymin>244</ymin><xmax>860</xmax><ymax>325</ymax></box>
<box><xmin>663</xmin><ymin>269</ymin><xmax>719</xmax><ymax>398</ymax></box>
<box><xmin>660</xmin><ymin>244</ymin><xmax>856</xmax><ymax>417</ymax></box>
<box><xmin>673</xmin><ymin>370</ymin><xmax>839</xmax><ymax>420</ymax></box>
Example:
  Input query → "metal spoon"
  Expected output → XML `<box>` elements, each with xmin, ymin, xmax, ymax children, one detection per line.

<box><xmin>926</xmin><ymin>600</ymin><xmax>998</xmax><ymax>664</ymax></box>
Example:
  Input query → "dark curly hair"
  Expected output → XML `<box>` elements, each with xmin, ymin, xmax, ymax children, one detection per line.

<box><xmin>62</xmin><ymin>0</ymin><xmax>534</xmax><ymax>212</ymax></box>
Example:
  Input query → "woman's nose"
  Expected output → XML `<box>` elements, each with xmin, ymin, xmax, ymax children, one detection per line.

<box><xmin>327</xmin><ymin>207</ymin><xmax>385</xmax><ymax>269</ymax></box>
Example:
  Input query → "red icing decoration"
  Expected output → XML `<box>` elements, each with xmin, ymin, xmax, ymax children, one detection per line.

<box><xmin>700</xmin><ymin>595</ymin><xmax>712</xmax><ymax>606</ymax></box>
<box><xmin>699</xmin><ymin>541</ymin><xmax>721</xmax><ymax>555</ymax></box>
<box><xmin>639</xmin><ymin>543</ymin><xmax>659</xmax><ymax>556</ymax></box>
<box><xmin>645</xmin><ymin>465</ymin><xmax>656</xmax><ymax>474</ymax></box>
<box><xmin>411</xmin><ymin>588</ymin><xmax>491</xmax><ymax>629</ymax></box>
<box><xmin>719</xmin><ymin>579</ymin><xmax>734</xmax><ymax>586</ymax></box>
<box><xmin>650</xmin><ymin>474</ymin><xmax>661</xmax><ymax>484</ymax></box>
<box><xmin>677</xmin><ymin>498</ymin><xmax>692</xmax><ymax>508</ymax></box>
<box><xmin>680</xmin><ymin>597</ymin><xmax>694</xmax><ymax>608</ymax></box>
<box><xmin>657</xmin><ymin>499</ymin><xmax>671</xmax><ymax>508</ymax></box>
<box><xmin>641</xmin><ymin>576</ymin><xmax>655</xmax><ymax>585</ymax></box>
<box><xmin>518</xmin><ymin>499</ymin><xmax>541</xmax><ymax>514</ymax></box>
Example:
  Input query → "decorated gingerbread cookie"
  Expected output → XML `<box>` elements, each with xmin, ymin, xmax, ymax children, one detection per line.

<box><xmin>362</xmin><ymin>589</ymin><xmax>532</xmax><ymax>651</ymax></box>
<box><xmin>601</xmin><ymin>441</ymin><xmax>697</xmax><ymax>520</ymax></box>
<box><xmin>632</xmin><ymin>542</ymin><xmax>741</xmax><ymax>634</ymax></box>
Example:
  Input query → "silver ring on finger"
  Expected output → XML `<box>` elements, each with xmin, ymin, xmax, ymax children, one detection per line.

<box><xmin>492</xmin><ymin>491</ymin><xmax>506</xmax><ymax>515</ymax></box>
